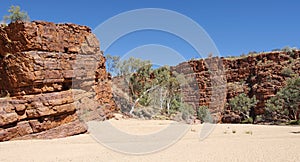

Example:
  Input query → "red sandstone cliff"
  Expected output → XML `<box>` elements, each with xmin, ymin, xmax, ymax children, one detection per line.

<box><xmin>0</xmin><ymin>21</ymin><xmax>298</xmax><ymax>142</ymax></box>
<box><xmin>0</xmin><ymin>21</ymin><xmax>116</xmax><ymax>141</ymax></box>
<box><xmin>172</xmin><ymin>51</ymin><xmax>300</xmax><ymax>122</ymax></box>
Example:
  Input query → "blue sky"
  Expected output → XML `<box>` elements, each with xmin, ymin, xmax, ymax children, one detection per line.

<box><xmin>1</xmin><ymin>0</ymin><xmax>299</xmax><ymax>62</ymax></box>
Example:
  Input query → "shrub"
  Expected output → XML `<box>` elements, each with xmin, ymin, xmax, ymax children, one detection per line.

<box><xmin>3</xmin><ymin>5</ymin><xmax>30</xmax><ymax>23</ymax></box>
<box><xmin>288</xmin><ymin>120</ymin><xmax>300</xmax><ymax>125</ymax></box>
<box><xmin>241</xmin><ymin>117</ymin><xmax>253</xmax><ymax>124</ymax></box>
<box><xmin>229</xmin><ymin>93</ymin><xmax>258</xmax><ymax>117</ymax></box>
<box><xmin>179</xmin><ymin>104</ymin><xmax>195</xmax><ymax>121</ymax></box>
<box><xmin>265</xmin><ymin>76</ymin><xmax>300</xmax><ymax>121</ymax></box>
<box><xmin>281</xmin><ymin>67</ymin><xmax>294</xmax><ymax>77</ymax></box>
<box><xmin>197</xmin><ymin>106</ymin><xmax>208</xmax><ymax>122</ymax></box>
<box><xmin>245</xmin><ymin>130</ymin><xmax>253</xmax><ymax>135</ymax></box>
<box><xmin>281</xmin><ymin>46</ymin><xmax>297</xmax><ymax>57</ymax></box>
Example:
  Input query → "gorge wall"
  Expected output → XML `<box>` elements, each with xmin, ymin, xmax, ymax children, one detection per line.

<box><xmin>172</xmin><ymin>50</ymin><xmax>300</xmax><ymax>122</ymax></box>
<box><xmin>0</xmin><ymin>21</ymin><xmax>298</xmax><ymax>142</ymax></box>
<box><xmin>111</xmin><ymin>50</ymin><xmax>299</xmax><ymax>122</ymax></box>
<box><xmin>0</xmin><ymin>21</ymin><xmax>116</xmax><ymax>141</ymax></box>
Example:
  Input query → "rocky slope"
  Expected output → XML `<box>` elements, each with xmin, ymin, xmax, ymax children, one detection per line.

<box><xmin>0</xmin><ymin>21</ymin><xmax>116</xmax><ymax>141</ymax></box>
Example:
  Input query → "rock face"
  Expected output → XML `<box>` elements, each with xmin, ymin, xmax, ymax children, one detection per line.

<box><xmin>172</xmin><ymin>51</ymin><xmax>300</xmax><ymax>121</ymax></box>
<box><xmin>172</xmin><ymin>57</ymin><xmax>227</xmax><ymax>121</ymax></box>
<box><xmin>0</xmin><ymin>21</ymin><xmax>116</xmax><ymax>141</ymax></box>
<box><xmin>111</xmin><ymin>50</ymin><xmax>299</xmax><ymax>122</ymax></box>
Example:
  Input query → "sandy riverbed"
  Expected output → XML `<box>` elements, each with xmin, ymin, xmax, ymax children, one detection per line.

<box><xmin>0</xmin><ymin>118</ymin><xmax>299</xmax><ymax>162</ymax></box>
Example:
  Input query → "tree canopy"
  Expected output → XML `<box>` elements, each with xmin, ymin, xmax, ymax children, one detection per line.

<box><xmin>266</xmin><ymin>76</ymin><xmax>300</xmax><ymax>120</ymax></box>
<box><xmin>229</xmin><ymin>93</ymin><xmax>258</xmax><ymax>119</ymax></box>
<box><xmin>106</xmin><ymin>54</ymin><xmax>191</xmax><ymax>117</ymax></box>
<box><xmin>3</xmin><ymin>5</ymin><xmax>30</xmax><ymax>23</ymax></box>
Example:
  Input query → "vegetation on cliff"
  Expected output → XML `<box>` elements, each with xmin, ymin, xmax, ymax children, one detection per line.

<box><xmin>2</xmin><ymin>5</ymin><xmax>30</xmax><ymax>24</ymax></box>
<box><xmin>108</xmin><ymin>49</ymin><xmax>300</xmax><ymax>125</ymax></box>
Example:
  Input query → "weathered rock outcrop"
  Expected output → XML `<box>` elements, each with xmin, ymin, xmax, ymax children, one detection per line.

<box><xmin>0</xmin><ymin>21</ymin><xmax>116</xmax><ymax>141</ymax></box>
<box><xmin>172</xmin><ymin>51</ymin><xmax>300</xmax><ymax>121</ymax></box>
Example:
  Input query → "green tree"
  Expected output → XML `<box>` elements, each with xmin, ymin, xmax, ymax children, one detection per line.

<box><xmin>265</xmin><ymin>96</ymin><xmax>287</xmax><ymax>121</ymax></box>
<box><xmin>3</xmin><ymin>5</ymin><xmax>30</xmax><ymax>23</ymax></box>
<box><xmin>113</xmin><ymin>56</ymin><xmax>190</xmax><ymax>117</ymax></box>
<box><xmin>129</xmin><ymin>64</ymin><xmax>153</xmax><ymax>101</ymax></box>
<box><xmin>127</xmin><ymin>62</ymin><xmax>153</xmax><ymax>114</ymax></box>
<box><xmin>116</xmin><ymin>57</ymin><xmax>151</xmax><ymax>76</ymax></box>
<box><xmin>109</xmin><ymin>56</ymin><xmax>152</xmax><ymax>112</ymax></box>
<box><xmin>229</xmin><ymin>93</ymin><xmax>258</xmax><ymax>119</ymax></box>
<box><xmin>151</xmin><ymin>66</ymin><xmax>184</xmax><ymax>115</ymax></box>
<box><xmin>105</xmin><ymin>54</ymin><xmax>120</xmax><ymax>76</ymax></box>
<box><xmin>265</xmin><ymin>76</ymin><xmax>300</xmax><ymax>120</ymax></box>
<box><xmin>128</xmin><ymin>65</ymin><xmax>186</xmax><ymax>116</ymax></box>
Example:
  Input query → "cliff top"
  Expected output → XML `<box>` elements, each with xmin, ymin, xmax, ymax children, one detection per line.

<box><xmin>0</xmin><ymin>21</ymin><xmax>99</xmax><ymax>56</ymax></box>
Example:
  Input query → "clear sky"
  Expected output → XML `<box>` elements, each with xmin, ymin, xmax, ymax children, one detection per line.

<box><xmin>1</xmin><ymin>0</ymin><xmax>299</xmax><ymax>61</ymax></box>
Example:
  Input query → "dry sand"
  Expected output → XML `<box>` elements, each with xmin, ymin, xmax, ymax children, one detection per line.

<box><xmin>0</xmin><ymin>118</ymin><xmax>300</xmax><ymax>162</ymax></box>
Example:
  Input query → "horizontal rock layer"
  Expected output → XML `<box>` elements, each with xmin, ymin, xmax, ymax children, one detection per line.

<box><xmin>0</xmin><ymin>90</ymin><xmax>86</xmax><ymax>141</ymax></box>
<box><xmin>0</xmin><ymin>21</ymin><xmax>98</xmax><ymax>55</ymax></box>
<box><xmin>172</xmin><ymin>51</ymin><xmax>300</xmax><ymax>120</ymax></box>
<box><xmin>0</xmin><ymin>51</ymin><xmax>100</xmax><ymax>96</ymax></box>
<box><xmin>0</xmin><ymin>21</ymin><xmax>117</xmax><ymax>141</ymax></box>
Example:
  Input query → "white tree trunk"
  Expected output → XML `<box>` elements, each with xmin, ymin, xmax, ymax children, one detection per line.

<box><xmin>160</xmin><ymin>87</ymin><xmax>163</xmax><ymax>110</ymax></box>
<box><xmin>129</xmin><ymin>85</ymin><xmax>159</xmax><ymax>114</ymax></box>
<box><xmin>167</xmin><ymin>99</ymin><xmax>170</xmax><ymax>115</ymax></box>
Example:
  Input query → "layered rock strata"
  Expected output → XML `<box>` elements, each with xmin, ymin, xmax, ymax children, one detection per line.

<box><xmin>0</xmin><ymin>21</ymin><xmax>116</xmax><ymax>141</ymax></box>
<box><xmin>173</xmin><ymin>51</ymin><xmax>300</xmax><ymax>121</ymax></box>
